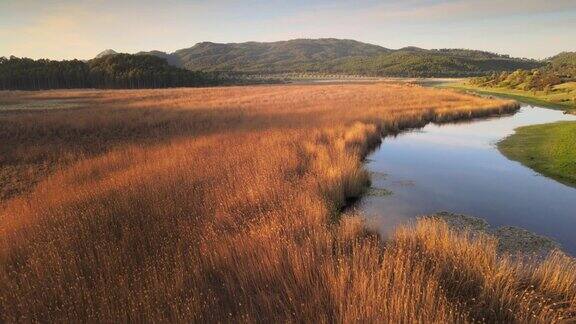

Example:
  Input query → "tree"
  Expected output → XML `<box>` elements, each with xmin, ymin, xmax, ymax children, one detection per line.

<box><xmin>0</xmin><ymin>54</ymin><xmax>223</xmax><ymax>90</ymax></box>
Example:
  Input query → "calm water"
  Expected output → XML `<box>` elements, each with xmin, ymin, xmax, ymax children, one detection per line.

<box><xmin>360</xmin><ymin>106</ymin><xmax>576</xmax><ymax>254</ymax></box>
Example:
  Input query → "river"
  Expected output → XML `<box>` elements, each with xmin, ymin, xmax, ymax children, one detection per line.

<box><xmin>360</xmin><ymin>105</ymin><xmax>576</xmax><ymax>254</ymax></box>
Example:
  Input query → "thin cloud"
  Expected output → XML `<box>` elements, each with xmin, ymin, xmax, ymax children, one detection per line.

<box><xmin>367</xmin><ymin>0</ymin><xmax>576</xmax><ymax>21</ymax></box>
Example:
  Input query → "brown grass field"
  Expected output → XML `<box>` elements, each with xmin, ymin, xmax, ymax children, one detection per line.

<box><xmin>0</xmin><ymin>83</ymin><xmax>574</xmax><ymax>322</ymax></box>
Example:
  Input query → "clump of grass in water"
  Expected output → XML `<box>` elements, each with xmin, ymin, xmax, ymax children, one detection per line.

<box><xmin>367</xmin><ymin>187</ymin><xmax>393</xmax><ymax>196</ymax></box>
<box><xmin>368</xmin><ymin>170</ymin><xmax>387</xmax><ymax>180</ymax></box>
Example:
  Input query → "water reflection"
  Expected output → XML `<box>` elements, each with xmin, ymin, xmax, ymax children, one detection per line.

<box><xmin>360</xmin><ymin>106</ymin><xmax>576</xmax><ymax>254</ymax></box>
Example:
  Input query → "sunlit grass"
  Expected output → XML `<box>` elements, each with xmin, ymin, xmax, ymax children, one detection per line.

<box><xmin>499</xmin><ymin>121</ymin><xmax>576</xmax><ymax>188</ymax></box>
<box><xmin>2</xmin><ymin>83</ymin><xmax>571</xmax><ymax>322</ymax></box>
<box><xmin>443</xmin><ymin>81</ymin><xmax>576</xmax><ymax>112</ymax></box>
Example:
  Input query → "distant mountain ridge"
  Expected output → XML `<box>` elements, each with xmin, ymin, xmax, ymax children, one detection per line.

<box><xmin>97</xmin><ymin>38</ymin><xmax>545</xmax><ymax>77</ymax></box>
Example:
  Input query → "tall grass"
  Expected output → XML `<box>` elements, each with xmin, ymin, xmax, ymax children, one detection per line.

<box><xmin>1</xmin><ymin>83</ymin><xmax>572</xmax><ymax>322</ymax></box>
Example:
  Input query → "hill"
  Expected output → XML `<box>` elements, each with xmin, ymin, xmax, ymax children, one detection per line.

<box><xmin>173</xmin><ymin>38</ymin><xmax>391</xmax><ymax>72</ymax></box>
<box><xmin>470</xmin><ymin>51</ymin><xmax>576</xmax><ymax>90</ymax></box>
<box><xmin>135</xmin><ymin>39</ymin><xmax>542</xmax><ymax>77</ymax></box>
<box><xmin>137</xmin><ymin>38</ymin><xmax>391</xmax><ymax>72</ymax></box>
<box><xmin>135</xmin><ymin>50</ymin><xmax>183</xmax><ymax>67</ymax></box>
<box><xmin>461</xmin><ymin>51</ymin><xmax>576</xmax><ymax>110</ymax></box>
<box><xmin>332</xmin><ymin>49</ymin><xmax>541</xmax><ymax>77</ymax></box>
<box><xmin>550</xmin><ymin>52</ymin><xmax>576</xmax><ymax>66</ymax></box>
<box><xmin>547</xmin><ymin>52</ymin><xmax>576</xmax><ymax>79</ymax></box>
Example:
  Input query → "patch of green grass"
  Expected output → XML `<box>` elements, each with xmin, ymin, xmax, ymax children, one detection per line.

<box><xmin>498</xmin><ymin>121</ymin><xmax>576</xmax><ymax>188</ymax></box>
<box><xmin>439</xmin><ymin>81</ymin><xmax>576</xmax><ymax>113</ymax></box>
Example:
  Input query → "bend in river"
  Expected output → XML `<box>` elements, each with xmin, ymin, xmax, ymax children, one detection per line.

<box><xmin>360</xmin><ymin>105</ymin><xmax>576</xmax><ymax>255</ymax></box>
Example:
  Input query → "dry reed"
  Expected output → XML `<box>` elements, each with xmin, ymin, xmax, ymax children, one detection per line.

<box><xmin>1</xmin><ymin>83</ymin><xmax>572</xmax><ymax>322</ymax></box>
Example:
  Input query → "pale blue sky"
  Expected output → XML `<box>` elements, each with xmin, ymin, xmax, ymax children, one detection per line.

<box><xmin>1</xmin><ymin>0</ymin><xmax>575</xmax><ymax>60</ymax></box>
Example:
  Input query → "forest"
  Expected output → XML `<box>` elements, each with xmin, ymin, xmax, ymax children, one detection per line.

<box><xmin>0</xmin><ymin>54</ymin><xmax>221</xmax><ymax>90</ymax></box>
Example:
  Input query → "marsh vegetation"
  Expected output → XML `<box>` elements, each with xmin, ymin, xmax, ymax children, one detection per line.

<box><xmin>1</xmin><ymin>83</ymin><xmax>574</xmax><ymax>322</ymax></box>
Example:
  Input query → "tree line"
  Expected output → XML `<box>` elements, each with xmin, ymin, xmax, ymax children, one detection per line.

<box><xmin>0</xmin><ymin>54</ymin><xmax>223</xmax><ymax>90</ymax></box>
<box><xmin>470</xmin><ymin>69</ymin><xmax>563</xmax><ymax>92</ymax></box>
<box><xmin>470</xmin><ymin>52</ymin><xmax>576</xmax><ymax>92</ymax></box>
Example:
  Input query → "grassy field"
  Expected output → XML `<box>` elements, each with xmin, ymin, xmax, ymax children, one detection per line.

<box><xmin>499</xmin><ymin>121</ymin><xmax>576</xmax><ymax>188</ymax></box>
<box><xmin>1</xmin><ymin>83</ymin><xmax>575</xmax><ymax>322</ymax></box>
<box><xmin>440</xmin><ymin>81</ymin><xmax>576</xmax><ymax>112</ymax></box>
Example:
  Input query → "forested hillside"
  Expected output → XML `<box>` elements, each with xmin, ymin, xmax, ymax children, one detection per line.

<box><xmin>172</xmin><ymin>38</ymin><xmax>391</xmax><ymax>72</ymax></box>
<box><xmin>470</xmin><ymin>52</ymin><xmax>576</xmax><ymax>91</ymax></box>
<box><xmin>464</xmin><ymin>52</ymin><xmax>576</xmax><ymax>110</ymax></box>
<box><xmin>331</xmin><ymin>49</ymin><xmax>542</xmax><ymax>77</ymax></box>
<box><xmin>546</xmin><ymin>52</ymin><xmax>576</xmax><ymax>80</ymax></box>
<box><xmin>0</xmin><ymin>54</ymin><xmax>220</xmax><ymax>90</ymax></box>
<box><xmin>138</xmin><ymin>39</ymin><xmax>542</xmax><ymax>77</ymax></box>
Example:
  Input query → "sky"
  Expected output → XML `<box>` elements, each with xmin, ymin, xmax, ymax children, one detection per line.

<box><xmin>1</xmin><ymin>0</ymin><xmax>575</xmax><ymax>60</ymax></box>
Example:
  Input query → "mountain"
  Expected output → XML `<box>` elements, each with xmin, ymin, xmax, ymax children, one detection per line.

<box><xmin>135</xmin><ymin>50</ymin><xmax>183</xmax><ymax>67</ymax></box>
<box><xmin>102</xmin><ymin>39</ymin><xmax>545</xmax><ymax>77</ymax></box>
<box><xmin>171</xmin><ymin>38</ymin><xmax>391</xmax><ymax>72</ymax></box>
<box><xmin>95</xmin><ymin>49</ymin><xmax>118</xmax><ymax>59</ymax></box>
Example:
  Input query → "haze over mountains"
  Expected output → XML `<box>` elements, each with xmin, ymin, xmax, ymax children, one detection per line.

<box><xmin>98</xmin><ymin>38</ymin><xmax>548</xmax><ymax>77</ymax></box>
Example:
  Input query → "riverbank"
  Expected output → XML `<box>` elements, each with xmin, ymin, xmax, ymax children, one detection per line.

<box><xmin>439</xmin><ymin>81</ymin><xmax>576</xmax><ymax>113</ymax></box>
<box><xmin>434</xmin><ymin>212</ymin><xmax>560</xmax><ymax>258</ymax></box>
<box><xmin>499</xmin><ymin>121</ymin><xmax>576</xmax><ymax>188</ymax></box>
<box><xmin>360</xmin><ymin>104</ymin><xmax>576</xmax><ymax>255</ymax></box>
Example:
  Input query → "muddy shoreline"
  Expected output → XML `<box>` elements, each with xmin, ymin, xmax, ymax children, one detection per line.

<box><xmin>433</xmin><ymin>212</ymin><xmax>561</xmax><ymax>259</ymax></box>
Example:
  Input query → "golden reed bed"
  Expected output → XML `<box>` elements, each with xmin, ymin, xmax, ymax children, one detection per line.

<box><xmin>0</xmin><ymin>83</ymin><xmax>574</xmax><ymax>322</ymax></box>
